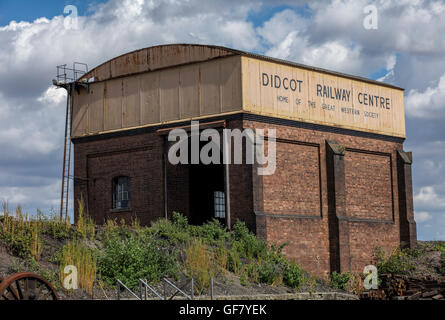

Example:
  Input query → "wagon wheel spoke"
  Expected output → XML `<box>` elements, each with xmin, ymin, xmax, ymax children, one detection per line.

<box><xmin>2</xmin><ymin>290</ymin><xmax>13</xmax><ymax>300</ymax></box>
<box><xmin>15</xmin><ymin>279</ymin><xmax>25</xmax><ymax>300</ymax></box>
<box><xmin>2</xmin><ymin>292</ymin><xmax>11</xmax><ymax>300</ymax></box>
<box><xmin>6</xmin><ymin>284</ymin><xmax>21</xmax><ymax>300</ymax></box>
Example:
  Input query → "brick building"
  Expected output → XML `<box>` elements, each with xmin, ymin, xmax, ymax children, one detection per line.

<box><xmin>70</xmin><ymin>44</ymin><xmax>416</xmax><ymax>276</ymax></box>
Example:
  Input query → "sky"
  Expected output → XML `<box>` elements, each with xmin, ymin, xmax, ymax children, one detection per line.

<box><xmin>0</xmin><ymin>0</ymin><xmax>444</xmax><ymax>240</ymax></box>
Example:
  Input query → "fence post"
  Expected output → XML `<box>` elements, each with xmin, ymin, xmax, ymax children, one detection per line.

<box><xmin>210</xmin><ymin>277</ymin><xmax>214</xmax><ymax>300</ymax></box>
<box><xmin>117</xmin><ymin>281</ymin><xmax>120</xmax><ymax>300</ymax></box>
<box><xmin>191</xmin><ymin>278</ymin><xmax>194</xmax><ymax>300</ymax></box>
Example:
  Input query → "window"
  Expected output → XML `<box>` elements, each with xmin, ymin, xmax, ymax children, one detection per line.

<box><xmin>214</xmin><ymin>191</ymin><xmax>225</xmax><ymax>218</ymax></box>
<box><xmin>112</xmin><ymin>176</ymin><xmax>130</xmax><ymax>209</ymax></box>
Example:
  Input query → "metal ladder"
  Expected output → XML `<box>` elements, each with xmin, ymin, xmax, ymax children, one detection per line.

<box><xmin>55</xmin><ymin>63</ymin><xmax>88</xmax><ymax>220</ymax></box>
<box><xmin>60</xmin><ymin>88</ymin><xmax>72</xmax><ymax>221</ymax></box>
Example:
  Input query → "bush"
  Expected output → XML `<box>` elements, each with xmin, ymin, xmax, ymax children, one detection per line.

<box><xmin>191</xmin><ymin>219</ymin><xmax>228</xmax><ymax>246</ymax></box>
<box><xmin>231</xmin><ymin>221</ymin><xmax>268</xmax><ymax>260</ymax></box>
<box><xmin>434</xmin><ymin>242</ymin><xmax>445</xmax><ymax>253</ymax></box>
<box><xmin>150</xmin><ymin>212</ymin><xmax>191</xmax><ymax>244</ymax></box>
<box><xmin>283</xmin><ymin>261</ymin><xmax>303</xmax><ymax>288</ymax></box>
<box><xmin>330</xmin><ymin>271</ymin><xmax>351</xmax><ymax>291</ymax></box>
<box><xmin>257</xmin><ymin>259</ymin><xmax>282</xmax><ymax>285</ymax></box>
<box><xmin>227</xmin><ymin>246</ymin><xmax>241</xmax><ymax>274</ymax></box>
<box><xmin>374</xmin><ymin>247</ymin><xmax>415</xmax><ymax>274</ymax></box>
<box><xmin>98</xmin><ymin>231</ymin><xmax>179</xmax><ymax>289</ymax></box>
<box><xmin>0</xmin><ymin>206</ymin><xmax>35</xmax><ymax>258</ymax></box>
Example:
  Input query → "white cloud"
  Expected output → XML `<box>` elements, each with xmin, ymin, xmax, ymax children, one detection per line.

<box><xmin>257</xmin><ymin>9</ymin><xmax>307</xmax><ymax>46</ymax></box>
<box><xmin>414</xmin><ymin>211</ymin><xmax>432</xmax><ymax>223</ymax></box>
<box><xmin>0</xmin><ymin>0</ymin><xmax>263</xmax><ymax>215</ymax></box>
<box><xmin>38</xmin><ymin>86</ymin><xmax>67</xmax><ymax>106</ymax></box>
<box><xmin>406</xmin><ymin>73</ymin><xmax>445</xmax><ymax>118</ymax></box>
<box><xmin>0</xmin><ymin>0</ymin><xmax>445</xmax><ymax>241</ymax></box>
<box><xmin>0</xmin><ymin>179</ymin><xmax>61</xmax><ymax>213</ymax></box>
<box><xmin>414</xmin><ymin>186</ymin><xmax>445</xmax><ymax>210</ymax></box>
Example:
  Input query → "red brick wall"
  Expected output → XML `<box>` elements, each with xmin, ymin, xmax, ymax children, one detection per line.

<box><xmin>244</xmin><ymin>119</ymin><xmax>405</xmax><ymax>276</ymax></box>
<box><xmin>73</xmin><ymin>131</ymin><xmax>165</xmax><ymax>225</ymax></box>
<box><xmin>262</xmin><ymin>141</ymin><xmax>321</xmax><ymax>216</ymax></box>
<box><xmin>73</xmin><ymin>114</ymin><xmax>414</xmax><ymax>277</ymax></box>
<box><xmin>265</xmin><ymin>217</ymin><xmax>331</xmax><ymax>278</ymax></box>
<box><xmin>345</xmin><ymin>151</ymin><xmax>393</xmax><ymax>221</ymax></box>
<box><xmin>166</xmin><ymin>162</ymin><xmax>190</xmax><ymax>219</ymax></box>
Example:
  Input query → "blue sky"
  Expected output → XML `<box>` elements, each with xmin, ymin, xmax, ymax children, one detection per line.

<box><xmin>0</xmin><ymin>0</ymin><xmax>107</xmax><ymax>25</ymax></box>
<box><xmin>0</xmin><ymin>0</ymin><xmax>444</xmax><ymax>241</ymax></box>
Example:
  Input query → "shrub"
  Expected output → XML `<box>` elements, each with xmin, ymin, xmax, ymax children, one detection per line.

<box><xmin>227</xmin><ymin>246</ymin><xmax>241</xmax><ymax>274</ymax></box>
<box><xmin>434</xmin><ymin>242</ymin><xmax>445</xmax><ymax>253</ymax></box>
<box><xmin>330</xmin><ymin>271</ymin><xmax>351</xmax><ymax>291</ymax></box>
<box><xmin>192</xmin><ymin>219</ymin><xmax>228</xmax><ymax>246</ymax></box>
<box><xmin>45</xmin><ymin>213</ymin><xmax>73</xmax><ymax>240</ymax></box>
<box><xmin>283</xmin><ymin>261</ymin><xmax>303</xmax><ymax>288</ymax></box>
<box><xmin>150</xmin><ymin>212</ymin><xmax>191</xmax><ymax>244</ymax></box>
<box><xmin>374</xmin><ymin>247</ymin><xmax>415</xmax><ymax>274</ymax></box>
<box><xmin>257</xmin><ymin>259</ymin><xmax>282</xmax><ymax>285</ymax></box>
<box><xmin>0</xmin><ymin>206</ymin><xmax>35</xmax><ymax>258</ymax></box>
<box><xmin>231</xmin><ymin>221</ymin><xmax>268</xmax><ymax>260</ymax></box>
<box><xmin>98</xmin><ymin>232</ymin><xmax>179</xmax><ymax>289</ymax></box>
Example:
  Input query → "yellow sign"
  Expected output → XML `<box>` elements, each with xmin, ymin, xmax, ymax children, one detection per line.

<box><xmin>241</xmin><ymin>56</ymin><xmax>405</xmax><ymax>138</ymax></box>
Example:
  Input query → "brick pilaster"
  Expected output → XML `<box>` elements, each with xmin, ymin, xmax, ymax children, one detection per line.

<box><xmin>397</xmin><ymin>150</ymin><xmax>417</xmax><ymax>248</ymax></box>
<box><xmin>326</xmin><ymin>140</ymin><xmax>351</xmax><ymax>273</ymax></box>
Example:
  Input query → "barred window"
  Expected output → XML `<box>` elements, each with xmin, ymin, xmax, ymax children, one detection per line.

<box><xmin>214</xmin><ymin>191</ymin><xmax>225</xmax><ymax>218</ymax></box>
<box><xmin>112</xmin><ymin>176</ymin><xmax>130</xmax><ymax>209</ymax></box>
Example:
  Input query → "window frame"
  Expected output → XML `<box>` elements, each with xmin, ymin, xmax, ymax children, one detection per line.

<box><xmin>112</xmin><ymin>176</ymin><xmax>131</xmax><ymax>210</ymax></box>
<box><xmin>213</xmin><ymin>191</ymin><xmax>226</xmax><ymax>219</ymax></box>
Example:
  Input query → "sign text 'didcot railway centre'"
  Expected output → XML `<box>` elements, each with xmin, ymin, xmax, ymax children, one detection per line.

<box><xmin>242</xmin><ymin>57</ymin><xmax>405</xmax><ymax>138</ymax></box>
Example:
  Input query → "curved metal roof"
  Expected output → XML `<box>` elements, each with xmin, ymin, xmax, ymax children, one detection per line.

<box><xmin>80</xmin><ymin>43</ymin><xmax>403</xmax><ymax>91</ymax></box>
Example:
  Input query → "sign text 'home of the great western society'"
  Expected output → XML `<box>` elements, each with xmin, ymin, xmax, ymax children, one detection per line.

<box><xmin>241</xmin><ymin>57</ymin><xmax>405</xmax><ymax>138</ymax></box>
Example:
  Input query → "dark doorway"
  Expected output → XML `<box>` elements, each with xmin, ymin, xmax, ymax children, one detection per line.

<box><xmin>188</xmin><ymin>134</ymin><xmax>226</xmax><ymax>226</ymax></box>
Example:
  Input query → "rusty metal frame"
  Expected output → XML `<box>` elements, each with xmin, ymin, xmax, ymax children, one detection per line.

<box><xmin>0</xmin><ymin>272</ymin><xmax>58</xmax><ymax>300</ymax></box>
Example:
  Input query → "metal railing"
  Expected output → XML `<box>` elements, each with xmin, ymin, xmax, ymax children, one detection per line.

<box><xmin>54</xmin><ymin>63</ymin><xmax>88</xmax><ymax>85</ymax></box>
<box><xmin>117</xmin><ymin>277</ymin><xmax>197</xmax><ymax>300</ymax></box>
<box><xmin>116</xmin><ymin>279</ymin><xmax>141</xmax><ymax>300</ymax></box>
<box><xmin>139</xmin><ymin>279</ymin><xmax>164</xmax><ymax>300</ymax></box>
<box><xmin>162</xmin><ymin>277</ymin><xmax>194</xmax><ymax>300</ymax></box>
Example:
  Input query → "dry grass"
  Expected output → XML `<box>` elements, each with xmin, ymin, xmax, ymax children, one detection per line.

<box><xmin>76</xmin><ymin>198</ymin><xmax>95</xmax><ymax>241</ymax></box>
<box><xmin>59</xmin><ymin>240</ymin><xmax>97</xmax><ymax>294</ymax></box>
<box><xmin>184</xmin><ymin>240</ymin><xmax>216</xmax><ymax>294</ymax></box>
<box><xmin>1</xmin><ymin>203</ymin><xmax>44</xmax><ymax>259</ymax></box>
<box><xmin>30</xmin><ymin>221</ymin><xmax>43</xmax><ymax>260</ymax></box>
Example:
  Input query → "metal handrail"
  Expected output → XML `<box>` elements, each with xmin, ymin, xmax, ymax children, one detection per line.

<box><xmin>162</xmin><ymin>277</ymin><xmax>193</xmax><ymax>300</ymax></box>
<box><xmin>117</xmin><ymin>279</ymin><xmax>141</xmax><ymax>300</ymax></box>
<box><xmin>139</xmin><ymin>279</ymin><xmax>164</xmax><ymax>300</ymax></box>
<box><xmin>117</xmin><ymin>277</ymin><xmax>196</xmax><ymax>300</ymax></box>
